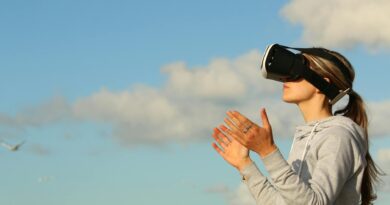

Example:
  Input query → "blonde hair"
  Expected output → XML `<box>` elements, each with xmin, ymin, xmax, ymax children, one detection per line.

<box><xmin>303</xmin><ymin>50</ymin><xmax>382</xmax><ymax>205</ymax></box>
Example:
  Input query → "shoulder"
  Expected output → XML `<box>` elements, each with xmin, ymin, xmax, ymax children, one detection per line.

<box><xmin>311</xmin><ymin>116</ymin><xmax>367</xmax><ymax>173</ymax></box>
<box><xmin>315</xmin><ymin>127</ymin><xmax>354</xmax><ymax>153</ymax></box>
<box><xmin>317</xmin><ymin>116</ymin><xmax>364</xmax><ymax>143</ymax></box>
<box><xmin>312</xmin><ymin>116</ymin><xmax>366</xmax><ymax>159</ymax></box>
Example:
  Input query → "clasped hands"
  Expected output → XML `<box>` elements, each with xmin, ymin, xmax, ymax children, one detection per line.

<box><xmin>211</xmin><ymin>108</ymin><xmax>277</xmax><ymax>171</ymax></box>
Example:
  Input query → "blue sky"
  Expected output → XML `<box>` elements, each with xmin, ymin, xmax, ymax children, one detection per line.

<box><xmin>1</xmin><ymin>0</ymin><xmax>390</xmax><ymax>204</ymax></box>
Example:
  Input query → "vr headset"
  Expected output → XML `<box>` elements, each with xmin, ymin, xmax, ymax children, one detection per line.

<box><xmin>260</xmin><ymin>44</ymin><xmax>351</xmax><ymax>105</ymax></box>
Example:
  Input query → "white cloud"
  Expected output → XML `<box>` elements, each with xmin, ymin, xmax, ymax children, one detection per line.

<box><xmin>73</xmin><ymin>85</ymin><xmax>191</xmax><ymax>145</ymax></box>
<box><xmin>0</xmin><ymin>96</ymin><xmax>71</xmax><ymax>127</ymax></box>
<box><xmin>0</xmin><ymin>50</ymin><xmax>389</xmax><ymax>147</ymax></box>
<box><xmin>161</xmin><ymin>50</ymin><xmax>280</xmax><ymax>101</ymax></box>
<box><xmin>377</xmin><ymin>149</ymin><xmax>390</xmax><ymax>192</ymax></box>
<box><xmin>1</xmin><ymin>50</ymin><xmax>283</xmax><ymax>146</ymax></box>
<box><xmin>0</xmin><ymin>96</ymin><xmax>71</xmax><ymax>153</ymax></box>
<box><xmin>70</xmin><ymin>50</ymin><xmax>293</xmax><ymax>146</ymax></box>
<box><xmin>161</xmin><ymin>60</ymin><xmax>247</xmax><ymax>101</ymax></box>
<box><xmin>281</xmin><ymin>0</ymin><xmax>390</xmax><ymax>49</ymax></box>
<box><xmin>368</xmin><ymin>101</ymin><xmax>390</xmax><ymax>137</ymax></box>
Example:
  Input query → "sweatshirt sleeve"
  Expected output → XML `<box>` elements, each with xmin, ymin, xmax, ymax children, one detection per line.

<box><xmin>261</xmin><ymin>131</ymin><xmax>358</xmax><ymax>205</ymax></box>
<box><xmin>239</xmin><ymin>150</ymin><xmax>285</xmax><ymax>205</ymax></box>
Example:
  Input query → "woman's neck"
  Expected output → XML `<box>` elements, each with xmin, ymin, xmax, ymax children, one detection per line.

<box><xmin>298</xmin><ymin>98</ymin><xmax>332</xmax><ymax>123</ymax></box>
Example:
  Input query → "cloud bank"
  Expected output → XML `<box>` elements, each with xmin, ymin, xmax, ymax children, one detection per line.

<box><xmin>1</xmin><ymin>50</ymin><xmax>390</xmax><ymax>147</ymax></box>
<box><xmin>377</xmin><ymin>149</ymin><xmax>390</xmax><ymax>192</ymax></box>
<box><xmin>0</xmin><ymin>50</ymin><xmax>295</xmax><ymax>146</ymax></box>
<box><xmin>281</xmin><ymin>0</ymin><xmax>390</xmax><ymax>49</ymax></box>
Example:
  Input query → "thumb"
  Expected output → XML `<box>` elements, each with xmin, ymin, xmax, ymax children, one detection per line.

<box><xmin>260</xmin><ymin>108</ymin><xmax>271</xmax><ymax>130</ymax></box>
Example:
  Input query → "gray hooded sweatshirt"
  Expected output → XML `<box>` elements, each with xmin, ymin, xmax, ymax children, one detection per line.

<box><xmin>239</xmin><ymin>115</ymin><xmax>367</xmax><ymax>205</ymax></box>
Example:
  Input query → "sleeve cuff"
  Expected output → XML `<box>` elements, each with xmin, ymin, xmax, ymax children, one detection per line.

<box><xmin>239</xmin><ymin>161</ymin><xmax>265</xmax><ymax>181</ymax></box>
<box><xmin>262</xmin><ymin>148</ymin><xmax>291</xmax><ymax>179</ymax></box>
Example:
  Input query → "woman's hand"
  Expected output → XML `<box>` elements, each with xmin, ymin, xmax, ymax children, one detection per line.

<box><xmin>211</xmin><ymin>126</ymin><xmax>253</xmax><ymax>172</ymax></box>
<box><xmin>224</xmin><ymin>108</ymin><xmax>277</xmax><ymax>158</ymax></box>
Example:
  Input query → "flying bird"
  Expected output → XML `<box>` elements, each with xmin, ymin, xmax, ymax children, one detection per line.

<box><xmin>0</xmin><ymin>139</ymin><xmax>25</xmax><ymax>151</ymax></box>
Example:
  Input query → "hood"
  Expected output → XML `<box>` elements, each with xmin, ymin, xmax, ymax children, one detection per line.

<box><xmin>293</xmin><ymin>115</ymin><xmax>367</xmax><ymax>151</ymax></box>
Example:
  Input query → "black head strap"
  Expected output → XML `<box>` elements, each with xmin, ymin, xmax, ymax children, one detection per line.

<box><xmin>295</xmin><ymin>48</ymin><xmax>351</xmax><ymax>81</ymax></box>
<box><xmin>279</xmin><ymin>45</ymin><xmax>351</xmax><ymax>81</ymax></box>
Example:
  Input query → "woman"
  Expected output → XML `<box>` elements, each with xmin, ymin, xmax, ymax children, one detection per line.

<box><xmin>211</xmin><ymin>46</ymin><xmax>381</xmax><ymax>205</ymax></box>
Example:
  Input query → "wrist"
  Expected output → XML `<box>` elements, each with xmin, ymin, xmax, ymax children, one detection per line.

<box><xmin>257</xmin><ymin>144</ymin><xmax>277</xmax><ymax>158</ymax></box>
<box><xmin>236</xmin><ymin>158</ymin><xmax>253</xmax><ymax>172</ymax></box>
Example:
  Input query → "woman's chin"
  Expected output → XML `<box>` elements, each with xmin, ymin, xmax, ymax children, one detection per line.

<box><xmin>282</xmin><ymin>96</ymin><xmax>297</xmax><ymax>104</ymax></box>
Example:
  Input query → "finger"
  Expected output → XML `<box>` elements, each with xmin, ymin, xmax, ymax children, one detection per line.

<box><xmin>219</xmin><ymin>124</ymin><xmax>246</xmax><ymax>146</ymax></box>
<box><xmin>260</xmin><ymin>108</ymin><xmax>271</xmax><ymax>130</ymax></box>
<box><xmin>221</xmin><ymin>123</ymin><xmax>247</xmax><ymax>146</ymax></box>
<box><xmin>214</xmin><ymin>127</ymin><xmax>231</xmax><ymax>145</ymax></box>
<box><xmin>231</xmin><ymin>110</ymin><xmax>253</xmax><ymax>127</ymax></box>
<box><xmin>212</xmin><ymin>129</ymin><xmax>228</xmax><ymax>149</ymax></box>
<box><xmin>226</xmin><ymin>111</ymin><xmax>242</xmax><ymax>128</ymax></box>
<box><xmin>223</xmin><ymin>118</ymin><xmax>242</xmax><ymax>135</ymax></box>
<box><xmin>212</xmin><ymin>142</ymin><xmax>225</xmax><ymax>157</ymax></box>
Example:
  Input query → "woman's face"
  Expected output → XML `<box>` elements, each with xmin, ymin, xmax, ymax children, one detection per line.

<box><xmin>282</xmin><ymin>79</ymin><xmax>318</xmax><ymax>104</ymax></box>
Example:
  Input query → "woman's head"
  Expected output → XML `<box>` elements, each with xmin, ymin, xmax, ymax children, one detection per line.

<box><xmin>282</xmin><ymin>48</ymin><xmax>354</xmax><ymax>107</ymax></box>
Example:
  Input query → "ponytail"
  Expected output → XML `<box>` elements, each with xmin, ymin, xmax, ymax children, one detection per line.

<box><xmin>334</xmin><ymin>90</ymin><xmax>383</xmax><ymax>205</ymax></box>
